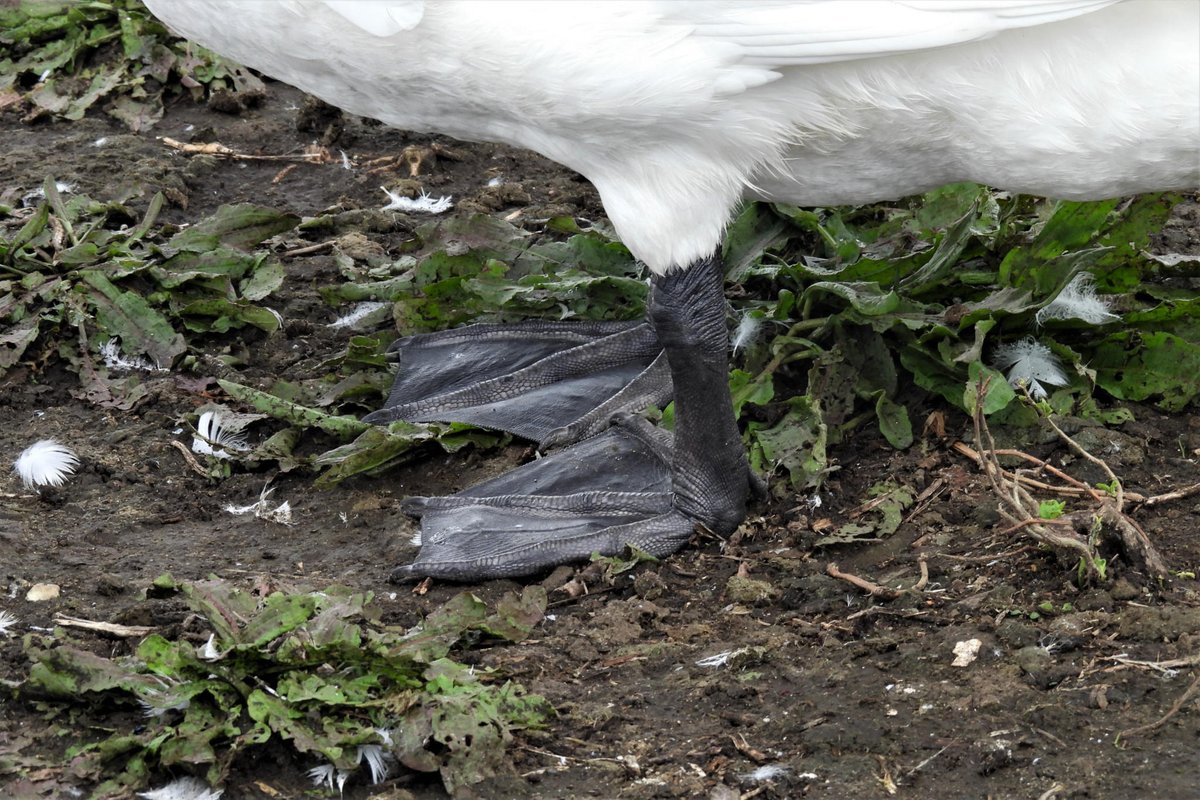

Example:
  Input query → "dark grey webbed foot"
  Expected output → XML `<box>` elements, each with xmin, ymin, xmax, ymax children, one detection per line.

<box><xmin>363</xmin><ymin>320</ymin><xmax>671</xmax><ymax>448</ymax></box>
<box><xmin>384</xmin><ymin>255</ymin><xmax>756</xmax><ymax>582</ymax></box>
<box><xmin>392</xmin><ymin>416</ymin><xmax>692</xmax><ymax>581</ymax></box>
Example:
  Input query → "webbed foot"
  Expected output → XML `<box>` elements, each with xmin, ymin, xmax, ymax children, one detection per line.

<box><xmin>363</xmin><ymin>320</ymin><xmax>671</xmax><ymax>448</ymax></box>
<box><xmin>385</xmin><ymin>255</ymin><xmax>755</xmax><ymax>581</ymax></box>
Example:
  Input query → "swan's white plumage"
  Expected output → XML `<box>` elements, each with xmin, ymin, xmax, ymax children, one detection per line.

<box><xmin>314</xmin><ymin>0</ymin><xmax>424</xmax><ymax>36</ymax></box>
<box><xmin>145</xmin><ymin>0</ymin><xmax>1199</xmax><ymax>272</ymax></box>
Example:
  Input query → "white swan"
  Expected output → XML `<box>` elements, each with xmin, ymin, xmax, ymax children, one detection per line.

<box><xmin>145</xmin><ymin>0</ymin><xmax>1200</xmax><ymax>579</ymax></box>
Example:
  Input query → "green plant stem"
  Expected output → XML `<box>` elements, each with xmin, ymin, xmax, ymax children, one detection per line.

<box><xmin>758</xmin><ymin>317</ymin><xmax>829</xmax><ymax>375</ymax></box>
<box><xmin>838</xmin><ymin>408</ymin><xmax>876</xmax><ymax>437</ymax></box>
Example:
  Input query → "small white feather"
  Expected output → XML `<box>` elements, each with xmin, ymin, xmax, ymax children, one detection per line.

<box><xmin>14</xmin><ymin>439</ymin><xmax>80</xmax><ymax>488</ymax></box>
<box><xmin>741</xmin><ymin>764</ymin><xmax>790</xmax><ymax>783</ymax></box>
<box><xmin>224</xmin><ymin>486</ymin><xmax>295</xmax><ymax>525</ymax></box>
<box><xmin>1146</xmin><ymin>252</ymin><xmax>1200</xmax><ymax>268</ymax></box>
<box><xmin>696</xmin><ymin>649</ymin><xmax>736</xmax><ymax>668</ymax></box>
<box><xmin>732</xmin><ymin>312</ymin><xmax>764</xmax><ymax>355</ymax></box>
<box><xmin>137</xmin><ymin>776</ymin><xmax>223</xmax><ymax>800</ymax></box>
<box><xmin>308</xmin><ymin>763</ymin><xmax>350</xmax><ymax>792</ymax></box>
<box><xmin>100</xmin><ymin>338</ymin><xmax>163</xmax><ymax>372</ymax></box>
<box><xmin>992</xmin><ymin>337</ymin><xmax>1070</xmax><ymax>400</ymax></box>
<box><xmin>357</xmin><ymin>742</ymin><xmax>393</xmax><ymax>784</ymax></box>
<box><xmin>380</xmin><ymin>186</ymin><xmax>453</xmax><ymax>214</ymax></box>
<box><xmin>198</xmin><ymin>633</ymin><xmax>221</xmax><ymax>661</ymax></box>
<box><xmin>1036</xmin><ymin>272</ymin><xmax>1120</xmax><ymax>326</ymax></box>
<box><xmin>139</xmin><ymin>697</ymin><xmax>191</xmax><ymax>718</ymax></box>
<box><xmin>22</xmin><ymin>180</ymin><xmax>75</xmax><ymax>207</ymax></box>
<box><xmin>329</xmin><ymin>300</ymin><xmax>390</xmax><ymax>329</ymax></box>
<box><xmin>0</xmin><ymin>610</ymin><xmax>19</xmax><ymax>636</ymax></box>
<box><xmin>138</xmin><ymin>685</ymin><xmax>191</xmax><ymax>718</ymax></box>
<box><xmin>192</xmin><ymin>411</ymin><xmax>249</xmax><ymax>460</ymax></box>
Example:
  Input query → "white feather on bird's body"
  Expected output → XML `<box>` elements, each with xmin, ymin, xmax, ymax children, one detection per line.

<box><xmin>144</xmin><ymin>0</ymin><xmax>1199</xmax><ymax>275</ymax></box>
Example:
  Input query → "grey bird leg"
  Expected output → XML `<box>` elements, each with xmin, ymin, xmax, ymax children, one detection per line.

<box><xmin>646</xmin><ymin>254</ymin><xmax>750</xmax><ymax>536</ymax></box>
<box><xmin>389</xmin><ymin>254</ymin><xmax>754</xmax><ymax>581</ymax></box>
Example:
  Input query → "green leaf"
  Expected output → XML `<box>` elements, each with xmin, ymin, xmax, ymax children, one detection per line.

<box><xmin>805</xmin><ymin>281</ymin><xmax>902</xmax><ymax>316</ymax></box>
<box><xmin>748</xmin><ymin>396</ymin><xmax>828</xmax><ymax>488</ymax></box>
<box><xmin>217</xmin><ymin>379</ymin><xmax>371</xmax><ymax>437</ymax></box>
<box><xmin>998</xmin><ymin>199</ymin><xmax>1118</xmax><ymax>294</ymax></box>
<box><xmin>1038</xmin><ymin>499</ymin><xmax>1066</xmax><ymax>520</ymax></box>
<box><xmin>1092</xmin><ymin>331</ymin><xmax>1200</xmax><ymax>411</ymax></box>
<box><xmin>313</xmin><ymin>421</ymin><xmax>438</xmax><ymax>484</ymax></box>
<box><xmin>152</xmin><ymin>248</ymin><xmax>262</xmax><ymax>286</ymax></box>
<box><xmin>587</xmin><ymin>547</ymin><xmax>661</xmax><ymax>583</ymax></box>
<box><xmin>20</xmin><ymin>572</ymin><xmax>548</xmax><ymax>797</ymax></box>
<box><xmin>5</xmin><ymin>203</ymin><xmax>50</xmax><ymax>261</ymax></box>
<box><xmin>176</xmin><ymin>297</ymin><xmax>282</xmax><ymax>332</ymax></box>
<box><xmin>729</xmin><ymin>369</ymin><xmax>774</xmax><ymax>417</ymax></box>
<box><xmin>815</xmin><ymin>481</ymin><xmax>916</xmax><ymax>545</ymax></box>
<box><xmin>76</xmin><ymin>269</ymin><xmax>186</xmax><ymax>367</ymax></box>
<box><xmin>722</xmin><ymin>202</ymin><xmax>788</xmax><ymax>282</ymax></box>
<box><xmin>482</xmin><ymin>586</ymin><xmax>548</xmax><ymax>641</ymax></box>
<box><xmin>0</xmin><ymin>315</ymin><xmax>41</xmax><ymax>371</ymax></box>
<box><xmin>240</xmin><ymin>257</ymin><xmax>285</xmax><ymax>301</ymax></box>
<box><xmin>63</xmin><ymin>66</ymin><xmax>124</xmax><ymax>120</ymax></box>
<box><xmin>874</xmin><ymin>393</ymin><xmax>913</xmax><ymax>449</ymax></box>
<box><xmin>239</xmin><ymin>593</ymin><xmax>320</xmax><ymax>647</ymax></box>
<box><xmin>898</xmin><ymin>196</ymin><xmax>989</xmax><ymax>295</ymax></box>
<box><xmin>964</xmin><ymin>361</ymin><xmax>1015</xmax><ymax>416</ymax></box>
<box><xmin>167</xmin><ymin>204</ymin><xmax>299</xmax><ymax>252</ymax></box>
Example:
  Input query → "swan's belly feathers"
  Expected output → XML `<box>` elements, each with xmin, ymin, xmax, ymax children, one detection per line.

<box><xmin>144</xmin><ymin>0</ymin><xmax>1200</xmax><ymax>273</ymax></box>
<box><xmin>748</xmin><ymin>2</ymin><xmax>1200</xmax><ymax>207</ymax></box>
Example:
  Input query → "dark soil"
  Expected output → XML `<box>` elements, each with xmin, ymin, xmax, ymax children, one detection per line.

<box><xmin>3</xmin><ymin>82</ymin><xmax>1200</xmax><ymax>800</ymax></box>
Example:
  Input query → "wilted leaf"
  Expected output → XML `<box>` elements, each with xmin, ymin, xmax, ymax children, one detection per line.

<box><xmin>0</xmin><ymin>315</ymin><xmax>40</xmax><ymax>370</ymax></box>
<box><xmin>748</xmin><ymin>396</ymin><xmax>828</xmax><ymax>488</ymax></box>
<box><xmin>176</xmin><ymin>297</ymin><xmax>282</xmax><ymax>333</ymax></box>
<box><xmin>815</xmin><ymin>481</ymin><xmax>916</xmax><ymax>545</ymax></box>
<box><xmin>63</xmin><ymin>67</ymin><xmax>124</xmax><ymax>120</ymax></box>
<box><xmin>483</xmin><ymin>586</ymin><xmax>548</xmax><ymax>640</ymax></box>
<box><xmin>217</xmin><ymin>379</ymin><xmax>371</xmax><ymax>437</ymax></box>
<box><xmin>76</xmin><ymin>269</ymin><xmax>185</xmax><ymax>367</ymax></box>
<box><xmin>313</xmin><ymin>421</ymin><xmax>437</xmax><ymax>484</ymax></box>
<box><xmin>168</xmin><ymin>204</ymin><xmax>299</xmax><ymax>252</ymax></box>
<box><xmin>21</xmin><ymin>574</ymin><xmax>547</xmax><ymax>795</ymax></box>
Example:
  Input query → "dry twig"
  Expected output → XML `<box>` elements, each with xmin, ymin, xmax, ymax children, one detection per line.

<box><xmin>1106</xmin><ymin>652</ymin><xmax>1200</xmax><ymax>674</ymax></box>
<box><xmin>826</xmin><ymin>562</ymin><xmax>902</xmax><ymax>600</ymax></box>
<box><xmin>169</xmin><ymin>439</ymin><xmax>209</xmax><ymax>477</ymax></box>
<box><xmin>279</xmin><ymin>240</ymin><xmax>334</xmax><ymax>258</ymax></box>
<box><xmin>958</xmin><ymin>377</ymin><xmax>1169</xmax><ymax>579</ymax></box>
<box><xmin>1117</xmin><ymin>671</ymin><xmax>1200</xmax><ymax>740</ymax></box>
<box><xmin>53</xmin><ymin>614</ymin><xmax>154</xmax><ymax>637</ymax></box>
<box><xmin>160</xmin><ymin>136</ymin><xmax>333</xmax><ymax>163</ymax></box>
<box><xmin>952</xmin><ymin>443</ymin><xmax>1200</xmax><ymax>509</ymax></box>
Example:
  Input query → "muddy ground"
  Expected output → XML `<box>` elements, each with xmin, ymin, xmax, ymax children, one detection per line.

<box><xmin>2</xmin><ymin>82</ymin><xmax>1200</xmax><ymax>800</ymax></box>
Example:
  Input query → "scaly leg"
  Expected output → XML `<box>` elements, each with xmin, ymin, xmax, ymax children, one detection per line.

<box><xmin>389</xmin><ymin>254</ymin><xmax>754</xmax><ymax>581</ymax></box>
